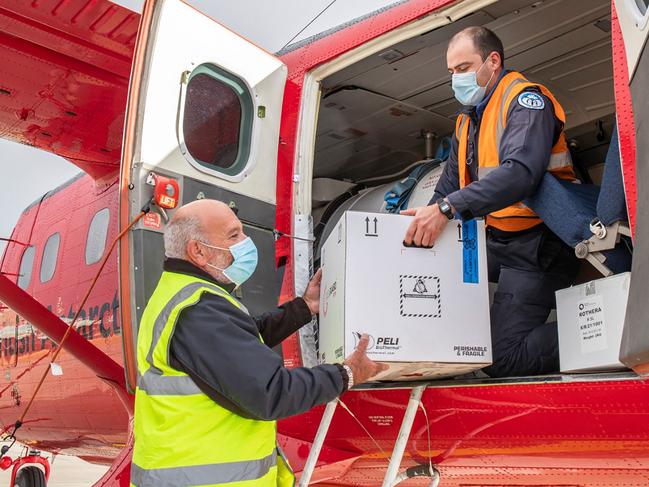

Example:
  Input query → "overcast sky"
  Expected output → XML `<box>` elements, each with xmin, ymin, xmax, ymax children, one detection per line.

<box><xmin>0</xmin><ymin>0</ymin><xmax>399</xmax><ymax>252</ymax></box>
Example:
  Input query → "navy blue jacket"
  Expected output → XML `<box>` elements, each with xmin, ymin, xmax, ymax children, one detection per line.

<box><xmin>165</xmin><ymin>258</ymin><xmax>347</xmax><ymax>421</ymax></box>
<box><xmin>432</xmin><ymin>70</ymin><xmax>563</xmax><ymax>221</ymax></box>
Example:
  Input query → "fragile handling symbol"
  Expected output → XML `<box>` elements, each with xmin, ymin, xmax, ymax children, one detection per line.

<box><xmin>365</xmin><ymin>216</ymin><xmax>378</xmax><ymax>237</ymax></box>
<box><xmin>402</xmin><ymin>279</ymin><xmax>438</xmax><ymax>299</ymax></box>
<box><xmin>399</xmin><ymin>275</ymin><xmax>441</xmax><ymax>318</ymax></box>
<box><xmin>413</xmin><ymin>278</ymin><xmax>427</xmax><ymax>294</ymax></box>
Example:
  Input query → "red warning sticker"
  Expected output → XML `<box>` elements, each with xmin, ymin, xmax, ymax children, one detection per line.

<box><xmin>143</xmin><ymin>212</ymin><xmax>161</xmax><ymax>230</ymax></box>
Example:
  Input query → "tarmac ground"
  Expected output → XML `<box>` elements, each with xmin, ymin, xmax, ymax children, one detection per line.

<box><xmin>0</xmin><ymin>452</ymin><xmax>108</xmax><ymax>486</ymax></box>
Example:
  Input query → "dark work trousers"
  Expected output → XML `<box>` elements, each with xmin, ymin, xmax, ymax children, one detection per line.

<box><xmin>482</xmin><ymin>225</ymin><xmax>580</xmax><ymax>378</ymax></box>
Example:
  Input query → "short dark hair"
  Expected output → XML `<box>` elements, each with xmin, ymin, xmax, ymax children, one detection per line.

<box><xmin>451</xmin><ymin>26</ymin><xmax>505</xmax><ymax>68</ymax></box>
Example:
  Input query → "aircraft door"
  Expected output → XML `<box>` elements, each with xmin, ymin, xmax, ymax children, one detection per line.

<box><xmin>119</xmin><ymin>0</ymin><xmax>287</xmax><ymax>390</ymax></box>
<box><xmin>613</xmin><ymin>0</ymin><xmax>649</xmax><ymax>374</ymax></box>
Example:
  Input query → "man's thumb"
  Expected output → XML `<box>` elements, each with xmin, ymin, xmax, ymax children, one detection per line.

<box><xmin>355</xmin><ymin>334</ymin><xmax>369</xmax><ymax>353</ymax></box>
<box><xmin>400</xmin><ymin>208</ymin><xmax>417</xmax><ymax>216</ymax></box>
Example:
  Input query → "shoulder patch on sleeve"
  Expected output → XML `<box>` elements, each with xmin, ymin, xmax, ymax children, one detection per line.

<box><xmin>517</xmin><ymin>92</ymin><xmax>545</xmax><ymax>110</ymax></box>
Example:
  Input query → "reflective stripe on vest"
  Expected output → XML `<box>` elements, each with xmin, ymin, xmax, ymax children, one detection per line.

<box><xmin>132</xmin><ymin>272</ymin><xmax>292</xmax><ymax>487</ymax></box>
<box><xmin>477</xmin><ymin>150</ymin><xmax>572</xmax><ymax>178</ymax></box>
<box><xmin>138</xmin><ymin>280</ymin><xmax>244</xmax><ymax>396</ymax></box>
<box><xmin>131</xmin><ymin>451</ymin><xmax>277</xmax><ymax>487</ymax></box>
<box><xmin>138</xmin><ymin>369</ymin><xmax>201</xmax><ymax>396</ymax></box>
<box><xmin>455</xmin><ymin>71</ymin><xmax>576</xmax><ymax>232</ymax></box>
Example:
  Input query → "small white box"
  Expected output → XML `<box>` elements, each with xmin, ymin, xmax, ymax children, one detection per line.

<box><xmin>556</xmin><ymin>272</ymin><xmax>631</xmax><ymax>373</ymax></box>
<box><xmin>318</xmin><ymin>211</ymin><xmax>492</xmax><ymax>381</ymax></box>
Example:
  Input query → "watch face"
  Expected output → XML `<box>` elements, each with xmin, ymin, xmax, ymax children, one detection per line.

<box><xmin>439</xmin><ymin>200</ymin><xmax>452</xmax><ymax>219</ymax></box>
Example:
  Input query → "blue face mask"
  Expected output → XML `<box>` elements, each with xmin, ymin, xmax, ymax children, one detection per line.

<box><xmin>451</xmin><ymin>59</ymin><xmax>494</xmax><ymax>106</ymax></box>
<box><xmin>202</xmin><ymin>237</ymin><xmax>258</xmax><ymax>287</ymax></box>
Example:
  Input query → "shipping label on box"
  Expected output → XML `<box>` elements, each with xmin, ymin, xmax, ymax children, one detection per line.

<box><xmin>557</xmin><ymin>272</ymin><xmax>631</xmax><ymax>373</ymax></box>
<box><xmin>318</xmin><ymin>211</ymin><xmax>492</xmax><ymax>381</ymax></box>
<box><xmin>576</xmin><ymin>294</ymin><xmax>608</xmax><ymax>354</ymax></box>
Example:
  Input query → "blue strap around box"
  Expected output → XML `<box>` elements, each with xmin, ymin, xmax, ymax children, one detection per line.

<box><xmin>462</xmin><ymin>219</ymin><xmax>479</xmax><ymax>284</ymax></box>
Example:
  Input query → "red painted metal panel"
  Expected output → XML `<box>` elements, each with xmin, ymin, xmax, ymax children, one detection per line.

<box><xmin>0</xmin><ymin>175</ymin><xmax>129</xmax><ymax>460</ymax></box>
<box><xmin>0</xmin><ymin>0</ymin><xmax>135</xmax><ymax>180</ymax></box>
<box><xmin>279</xmin><ymin>377</ymin><xmax>649</xmax><ymax>485</ymax></box>
<box><xmin>611</xmin><ymin>2</ymin><xmax>637</xmax><ymax>235</ymax></box>
<box><xmin>0</xmin><ymin>274</ymin><xmax>127</xmax><ymax>396</ymax></box>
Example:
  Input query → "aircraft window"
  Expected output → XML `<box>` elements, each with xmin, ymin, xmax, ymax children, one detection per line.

<box><xmin>17</xmin><ymin>246</ymin><xmax>35</xmax><ymax>289</ymax></box>
<box><xmin>634</xmin><ymin>0</ymin><xmax>648</xmax><ymax>15</ymax></box>
<box><xmin>180</xmin><ymin>64</ymin><xmax>253</xmax><ymax>176</ymax></box>
<box><xmin>40</xmin><ymin>233</ymin><xmax>60</xmax><ymax>283</ymax></box>
<box><xmin>86</xmin><ymin>208</ymin><xmax>110</xmax><ymax>265</ymax></box>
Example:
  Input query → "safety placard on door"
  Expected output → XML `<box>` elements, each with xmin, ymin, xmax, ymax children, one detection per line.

<box><xmin>577</xmin><ymin>294</ymin><xmax>607</xmax><ymax>354</ymax></box>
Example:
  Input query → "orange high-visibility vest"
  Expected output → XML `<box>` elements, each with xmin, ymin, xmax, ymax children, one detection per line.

<box><xmin>455</xmin><ymin>71</ymin><xmax>576</xmax><ymax>232</ymax></box>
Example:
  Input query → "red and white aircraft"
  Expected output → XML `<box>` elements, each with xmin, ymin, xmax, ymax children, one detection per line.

<box><xmin>1</xmin><ymin>0</ymin><xmax>649</xmax><ymax>485</ymax></box>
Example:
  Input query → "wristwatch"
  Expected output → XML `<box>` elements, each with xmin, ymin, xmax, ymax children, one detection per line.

<box><xmin>436</xmin><ymin>198</ymin><xmax>454</xmax><ymax>220</ymax></box>
<box><xmin>342</xmin><ymin>364</ymin><xmax>354</xmax><ymax>389</ymax></box>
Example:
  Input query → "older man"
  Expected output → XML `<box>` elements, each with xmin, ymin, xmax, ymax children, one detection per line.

<box><xmin>402</xmin><ymin>26</ymin><xmax>580</xmax><ymax>378</ymax></box>
<box><xmin>131</xmin><ymin>199</ymin><xmax>384</xmax><ymax>487</ymax></box>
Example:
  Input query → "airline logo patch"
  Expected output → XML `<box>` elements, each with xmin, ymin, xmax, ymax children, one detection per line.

<box><xmin>518</xmin><ymin>92</ymin><xmax>545</xmax><ymax>110</ymax></box>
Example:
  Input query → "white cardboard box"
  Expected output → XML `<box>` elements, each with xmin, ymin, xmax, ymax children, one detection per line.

<box><xmin>318</xmin><ymin>211</ymin><xmax>492</xmax><ymax>381</ymax></box>
<box><xmin>556</xmin><ymin>272</ymin><xmax>631</xmax><ymax>373</ymax></box>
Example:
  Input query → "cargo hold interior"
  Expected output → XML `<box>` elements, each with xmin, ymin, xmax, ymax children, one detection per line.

<box><xmin>306</xmin><ymin>0</ymin><xmax>632</xmax><ymax>381</ymax></box>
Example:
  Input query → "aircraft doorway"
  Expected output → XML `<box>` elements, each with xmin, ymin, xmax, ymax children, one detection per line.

<box><xmin>300</xmin><ymin>0</ymin><xmax>634</xmax><ymax>383</ymax></box>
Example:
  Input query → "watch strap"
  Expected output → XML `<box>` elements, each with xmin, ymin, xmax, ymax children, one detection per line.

<box><xmin>342</xmin><ymin>364</ymin><xmax>354</xmax><ymax>389</ymax></box>
<box><xmin>436</xmin><ymin>198</ymin><xmax>454</xmax><ymax>220</ymax></box>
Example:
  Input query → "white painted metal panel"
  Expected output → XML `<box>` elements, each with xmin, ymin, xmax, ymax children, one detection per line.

<box><xmin>135</xmin><ymin>0</ymin><xmax>287</xmax><ymax>204</ymax></box>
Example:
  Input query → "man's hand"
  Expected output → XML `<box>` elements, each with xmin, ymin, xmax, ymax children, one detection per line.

<box><xmin>302</xmin><ymin>268</ymin><xmax>322</xmax><ymax>315</ymax></box>
<box><xmin>344</xmin><ymin>334</ymin><xmax>389</xmax><ymax>385</ymax></box>
<box><xmin>401</xmin><ymin>204</ymin><xmax>450</xmax><ymax>248</ymax></box>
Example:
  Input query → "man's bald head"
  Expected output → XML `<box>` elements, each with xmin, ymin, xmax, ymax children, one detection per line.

<box><xmin>164</xmin><ymin>199</ymin><xmax>246</xmax><ymax>283</ymax></box>
<box><xmin>165</xmin><ymin>200</ymin><xmax>235</xmax><ymax>257</ymax></box>
<box><xmin>172</xmin><ymin>199</ymin><xmax>234</xmax><ymax>234</ymax></box>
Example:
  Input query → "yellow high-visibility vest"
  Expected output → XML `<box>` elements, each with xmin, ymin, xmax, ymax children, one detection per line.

<box><xmin>131</xmin><ymin>271</ymin><xmax>295</xmax><ymax>486</ymax></box>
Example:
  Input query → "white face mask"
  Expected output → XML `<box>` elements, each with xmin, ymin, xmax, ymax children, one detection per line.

<box><xmin>451</xmin><ymin>58</ymin><xmax>495</xmax><ymax>106</ymax></box>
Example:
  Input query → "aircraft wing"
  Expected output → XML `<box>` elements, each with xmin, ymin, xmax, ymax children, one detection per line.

<box><xmin>0</xmin><ymin>0</ymin><xmax>138</xmax><ymax>180</ymax></box>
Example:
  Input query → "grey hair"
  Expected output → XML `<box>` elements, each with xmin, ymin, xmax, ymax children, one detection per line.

<box><xmin>164</xmin><ymin>214</ymin><xmax>205</xmax><ymax>259</ymax></box>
